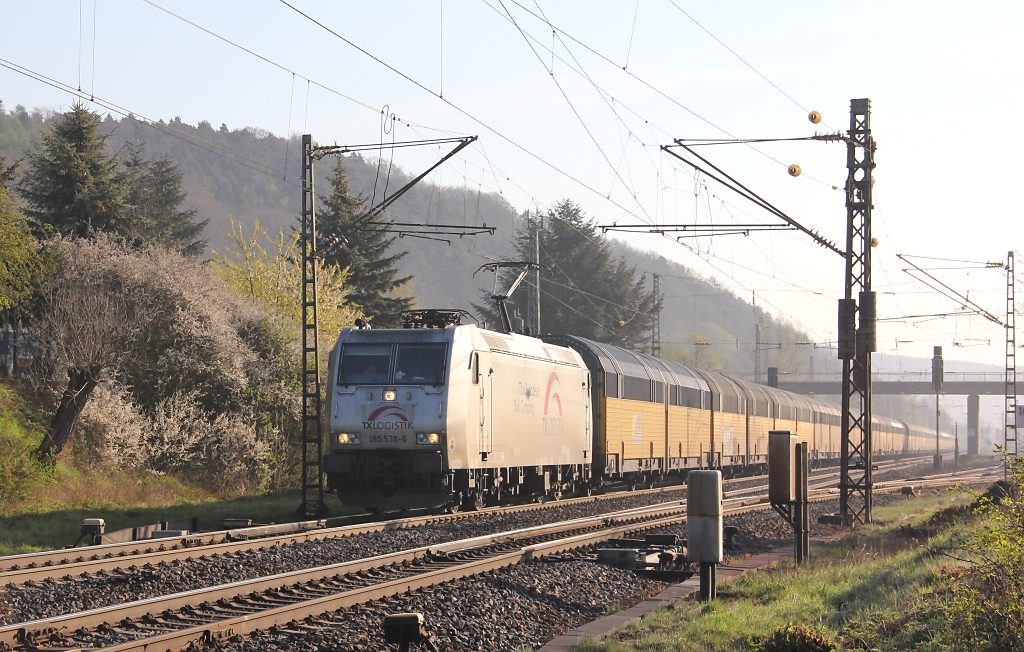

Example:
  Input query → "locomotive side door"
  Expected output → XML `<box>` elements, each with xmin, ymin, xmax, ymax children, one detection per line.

<box><xmin>474</xmin><ymin>351</ymin><xmax>492</xmax><ymax>459</ymax></box>
<box><xmin>583</xmin><ymin>374</ymin><xmax>592</xmax><ymax>460</ymax></box>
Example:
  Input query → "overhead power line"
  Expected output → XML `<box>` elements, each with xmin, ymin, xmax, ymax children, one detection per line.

<box><xmin>663</xmin><ymin>0</ymin><xmax>830</xmax><ymax>127</ymax></box>
<box><xmin>497</xmin><ymin>0</ymin><xmax>651</xmax><ymax>218</ymax></box>
<box><xmin>0</xmin><ymin>56</ymin><xmax>300</xmax><ymax>186</ymax></box>
<box><xmin>141</xmin><ymin>0</ymin><xmax>457</xmax><ymax>137</ymax></box>
<box><xmin>504</xmin><ymin>0</ymin><xmax>837</xmax><ymax>186</ymax></box>
<box><xmin>145</xmin><ymin>0</ymin><xmax>842</xmax><ymax>335</ymax></box>
<box><xmin>278</xmin><ymin>0</ymin><xmax>684</xmax><ymax>226</ymax></box>
<box><xmin>897</xmin><ymin>253</ymin><xmax>1004</xmax><ymax>326</ymax></box>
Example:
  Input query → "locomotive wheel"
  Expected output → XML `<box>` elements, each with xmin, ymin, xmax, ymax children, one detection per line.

<box><xmin>445</xmin><ymin>493</ymin><xmax>462</xmax><ymax>514</ymax></box>
<box><xmin>463</xmin><ymin>489</ymin><xmax>485</xmax><ymax>512</ymax></box>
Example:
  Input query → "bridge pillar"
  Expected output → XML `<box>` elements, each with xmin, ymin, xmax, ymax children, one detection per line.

<box><xmin>967</xmin><ymin>394</ymin><xmax>979</xmax><ymax>456</ymax></box>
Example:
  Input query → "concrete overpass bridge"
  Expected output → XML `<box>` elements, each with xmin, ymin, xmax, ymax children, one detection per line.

<box><xmin>777</xmin><ymin>371</ymin><xmax>1014</xmax><ymax>396</ymax></box>
<box><xmin>775</xmin><ymin>371</ymin><xmax>1018</xmax><ymax>457</ymax></box>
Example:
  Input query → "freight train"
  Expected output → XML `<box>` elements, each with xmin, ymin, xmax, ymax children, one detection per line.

<box><xmin>323</xmin><ymin>310</ymin><xmax>952</xmax><ymax>512</ymax></box>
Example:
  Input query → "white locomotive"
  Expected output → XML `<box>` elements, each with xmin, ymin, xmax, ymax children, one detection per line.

<box><xmin>324</xmin><ymin>309</ymin><xmax>592</xmax><ymax>512</ymax></box>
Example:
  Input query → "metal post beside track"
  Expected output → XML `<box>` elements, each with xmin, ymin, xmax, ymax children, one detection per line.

<box><xmin>838</xmin><ymin>98</ymin><xmax>876</xmax><ymax>526</ymax></box>
<box><xmin>298</xmin><ymin>134</ymin><xmax>327</xmax><ymax>518</ymax></box>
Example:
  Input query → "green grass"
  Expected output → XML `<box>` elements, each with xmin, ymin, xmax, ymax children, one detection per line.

<box><xmin>0</xmin><ymin>381</ymin><xmax>358</xmax><ymax>556</ymax></box>
<box><xmin>0</xmin><ymin>488</ymin><xmax>323</xmax><ymax>555</ymax></box>
<box><xmin>577</xmin><ymin>490</ymin><xmax>977</xmax><ymax>652</ymax></box>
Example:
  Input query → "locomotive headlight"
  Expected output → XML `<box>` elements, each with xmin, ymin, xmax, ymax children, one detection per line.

<box><xmin>382</xmin><ymin>389</ymin><xmax>398</xmax><ymax>402</ymax></box>
<box><xmin>337</xmin><ymin>432</ymin><xmax>361</xmax><ymax>445</ymax></box>
<box><xmin>416</xmin><ymin>432</ymin><xmax>440</xmax><ymax>445</ymax></box>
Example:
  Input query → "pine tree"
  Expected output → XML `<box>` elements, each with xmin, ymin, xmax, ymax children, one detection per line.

<box><xmin>124</xmin><ymin>142</ymin><xmax>208</xmax><ymax>256</ymax></box>
<box><xmin>317</xmin><ymin>158</ymin><xmax>412</xmax><ymax>327</ymax></box>
<box><xmin>19</xmin><ymin>103</ymin><xmax>131</xmax><ymax>238</ymax></box>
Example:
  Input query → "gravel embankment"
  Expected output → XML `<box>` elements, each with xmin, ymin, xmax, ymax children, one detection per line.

<box><xmin>0</xmin><ymin>460</ymin><xmax>957</xmax><ymax>626</ymax></box>
<box><xmin>209</xmin><ymin>490</ymin><xmax>938</xmax><ymax>652</ymax></box>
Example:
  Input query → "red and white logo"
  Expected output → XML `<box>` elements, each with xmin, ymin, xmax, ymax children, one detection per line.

<box><xmin>363</xmin><ymin>406</ymin><xmax>413</xmax><ymax>430</ymax></box>
<box><xmin>544</xmin><ymin>372</ymin><xmax>562</xmax><ymax>416</ymax></box>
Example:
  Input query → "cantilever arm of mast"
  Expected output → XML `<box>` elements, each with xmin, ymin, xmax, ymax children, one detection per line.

<box><xmin>661</xmin><ymin>141</ymin><xmax>845</xmax><ymax>258</ymax></box>
<box><xmin>898</xmin><ymin>253</ymin><xmax>1005</xmax><ymax>326</ymax></box>
<box><xmin>602</xmin><ymin>223</ymin><xmax>796</xmax><ymax>237</ymax></box>
<box><xmin>310</xmin><ymin>136</ymin><xmax>478</xmax><ymax>215</ymax></box>
<box><xmin>362</xmin><ymin>222</ymin><xmax>496</xmax><ymax>236</ymax></box>
<box><xmin>309</xmin><ymin>135</ymin><xmax>478</xmax><ymax>238</ymax></box>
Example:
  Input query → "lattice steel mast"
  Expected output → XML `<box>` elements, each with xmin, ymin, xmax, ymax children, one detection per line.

<box><xmin>298</xmin><ymin>134</ymin><xmax>327</xmax><ymax>518</ymax></box>
<box><xmin>1006</xmin><ymin>251</ymin><xmax>1018</xmax><ymax>473</ymax></box>
<box><xmin>838</xmin><ymin>99</ymin><xmax>877</xmax><ymax>525</ymax></box>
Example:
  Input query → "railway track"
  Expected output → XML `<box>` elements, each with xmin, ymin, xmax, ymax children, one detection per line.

<box><xmin>0</xmin><ymin>457</ymin><xmax>987</xmax><ymax>591</ymax></box>
<box><xmin>0</xmin><ymin>463</ymin><xmax>996</xmax><ymax>651</ymax></box>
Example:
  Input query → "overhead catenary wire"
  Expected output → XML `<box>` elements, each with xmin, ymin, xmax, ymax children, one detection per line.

<box><xmin>141</xmin><ymin>0</ymin><xmax>461</xmax><ymax>138</ymax></box>
<box><xmin>505</xmin><ymin>0</ymin><xmax>838</xmax><ymax>188</ymax></box>
<box><xmin>13</xmin><ymin>3</ymin><xmax>863</xmax><ymax>353</ymax></box>
<box><xmin>143</xmin><ymin>0</ymin><xmax>845</xmax><ymax>330</ymax></box>
<box><xmin>496</xmin><ymin>0</ymin><xmax>651</xmax><ymax>219</ymax></box>
<box><xmin>0</xmin><ymin>57</ymin><xmax>301</xmax><ymax>187</ymax></box>
<box><xmin>663</xmin><ymin>0</ymin><xmax>832</xmax><ymax>129</ymax></box>
<box><xmin>278</xmin><ymin>0</ymin><xmax>676</xmax><ymax>226</ymax></box>
<box><xmin>0</xmin><ymin>57</ymin><xmax>486</xmax><ymax>243</ymax></box>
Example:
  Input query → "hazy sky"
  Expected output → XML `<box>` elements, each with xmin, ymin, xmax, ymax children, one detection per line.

<box><xmin>2</xmin><ymin>1</ymin><xmax>1022</xmax><ymax>370</ymax></box>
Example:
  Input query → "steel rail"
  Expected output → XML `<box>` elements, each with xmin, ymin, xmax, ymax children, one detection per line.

<box><xmin>2</xmin><ymin>468</ymin><xmax>994</xmax><ymax>651</ymax></box>
<box><xmin>0</xmin><ymin>480</ymin><xmax>693</xmax><ymax>581</ymax></box>
<box><xmin>0</xmin><ymin>456</ymin><xmax>971</xmax><ymax>588</ymax></box>
<box><xmin>65</xmin><ymin>512</ymin><xmax>702</xmax><ymax>652</ymax></box>
<box><xmin>0</xmin><ymin>486</ymin><xmax>689</xmax><ymax>587</ymax></box>
<box><xmin>0</xmin><ymin>502</ymin><xmax>690</xmax><ymax>649</ymax></box>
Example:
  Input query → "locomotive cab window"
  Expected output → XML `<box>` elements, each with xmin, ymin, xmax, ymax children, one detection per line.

<box><xmin>339</xmin><ymin>344</ymin><xmax>392</xmax><ymax>385</ymax></box>
<box><xmin>394</xmin><ymin>343</ymin><xmax>447</xmax><ymax>385</ymax></box>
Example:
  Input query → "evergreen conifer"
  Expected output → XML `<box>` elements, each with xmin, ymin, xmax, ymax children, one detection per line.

<box><xmin>317</xmin><ymin>159</ymin><xmax>412</xmax><ymax>327</ymax></box>
<box><xmin>124</xmin><ymin>142</ymin><xmax>208</xmax><ymax>256</ymax></box>
<box><xmin>19</xmin><ymin>103</ymin><xmax>131</xmax><ymax>238</ymax></box>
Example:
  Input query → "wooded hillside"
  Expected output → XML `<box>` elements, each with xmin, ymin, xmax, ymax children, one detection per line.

<box><xmin>0</xmin><ymin>100</ymin><xmax>975</xmax><ymax>425</ymax></box>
